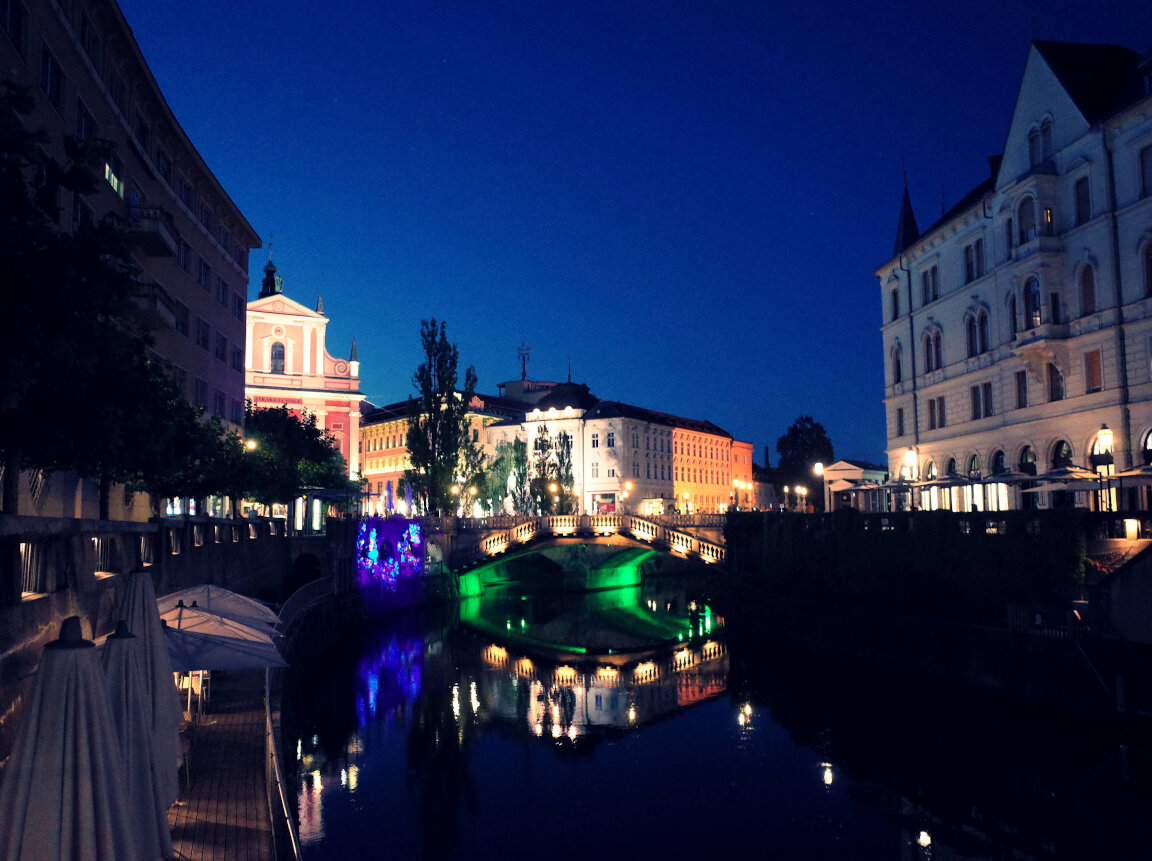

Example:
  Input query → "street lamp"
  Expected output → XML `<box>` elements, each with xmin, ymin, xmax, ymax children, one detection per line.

<box><xmin>813</xmin><ymin>461</ymin><xmax>825</xmax><ymax>513</ymax></box>
<box><xmin>783</xmin><ymin>484</ymin><xmax>790</xmax><ymax>512</ymax></box>
<box><xmin>683</xmin><ymin>492</ymin><xmax>690</xmax><ymax>514</ymax></box>
<box><xmin>1090</xmin><ymin>423</ymin><xmax>1115</xmax><ymax>512</ymax></box>
<box><xmin>797</xmin><ymin>485</ymin><xmax>808</xmax><ymax>512</ymax></box>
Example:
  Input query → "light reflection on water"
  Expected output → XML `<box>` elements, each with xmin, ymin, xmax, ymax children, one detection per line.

<box><xmin>283</xmin><ymin>569</ymin><xmax>1152</xmax><ymax>861</ymax></box>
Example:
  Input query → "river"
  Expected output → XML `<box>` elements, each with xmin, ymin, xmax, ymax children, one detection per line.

<box><xmin>281</xmin><ymin>561</ymin><xmax>1152</xmax><ymax>860</ymax></box>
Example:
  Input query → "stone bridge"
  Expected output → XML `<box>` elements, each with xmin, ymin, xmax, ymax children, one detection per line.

<box><xmin>425</xmin><ymin>513</ymin><xmax>727</xmax><ymax>570</ymax></box>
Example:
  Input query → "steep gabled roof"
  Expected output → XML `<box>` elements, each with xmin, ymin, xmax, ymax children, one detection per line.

<box><xmin>1034</xmin><ymin>40</ymin><xmax>1145</xmax><ymax>125</ymax></box>
<box><xmin>893</xmin><ymin>181</ymin><xmax>919</xmax><ymax>257</ymax></box>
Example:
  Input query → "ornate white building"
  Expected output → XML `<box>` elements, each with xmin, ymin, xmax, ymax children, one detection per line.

<box><xmin>879</xmin><ymin>40</ymin><xmax>1152</xmax><ymax>511</ymax></box>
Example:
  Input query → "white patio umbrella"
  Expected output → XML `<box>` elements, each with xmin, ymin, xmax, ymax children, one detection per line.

<box><xmin>119</xmin><ymin>571</ymin><xmax>183</xmax><ymax>809</ymax></box>
<box><xmin>160</xmin><ymin>602</ymin><xmax>279</xmax><ymax>643</ymax></box>
<box><xmin>162</xmin><ymin>622</ymin><xmax>288</xmax><ymax>672</ymax></box>
<box><xmin>156</xmin><ymin>584</ymin><xmax>278</xmax><ymax>630</ymax></box>
<box><xmin>1111</xmin><ymin>464</ymin><xmax>1152</xmax><ymax>485</ymax></box>
<box><xmin>101</xmin><ymin>621</ymin><xmax>173</xmax><ymax>861</ymax></box>
<box><xmin>0</xmin><ymin>617</ymin><xmax>143</xmax><ymax>861</ymax></box>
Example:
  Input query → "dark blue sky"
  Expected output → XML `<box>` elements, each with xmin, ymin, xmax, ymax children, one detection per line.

<box><xmin>120</xmin><ymin>0</ymin><xmax>1152</xmax><ymax>465</ymax></box>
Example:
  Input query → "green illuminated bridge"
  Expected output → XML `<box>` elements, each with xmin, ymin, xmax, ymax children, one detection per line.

<box><xmin>442</xmin><ymin>513</ymin><xmax>726</xmax><ymax>571</ymax></box>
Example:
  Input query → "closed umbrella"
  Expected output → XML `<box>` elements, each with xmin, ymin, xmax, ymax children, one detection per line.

<box><xmin>119</xmin><ymin>571</ymin><xmax>183</xmax><ymax>809</ymax></box>
<box><xmin>101</xmin><ymin>621</ymin><xmax>173</xmax><ymax>861</ymax></box>
<box><xmin>0</xmin><ymin>617</ymin><xmax>143</xmax><ymax>861</ymax></box>
<box><xmin>156</xmin><ymin>584</ymin><xmax>278</xmax><ymax>629</ymax></box>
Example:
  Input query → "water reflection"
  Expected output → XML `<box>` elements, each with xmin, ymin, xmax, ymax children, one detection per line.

<box><xmin>285</xmin><ymin>567</ymin><xmax>1152</xmax><ymax>861</ymax></box>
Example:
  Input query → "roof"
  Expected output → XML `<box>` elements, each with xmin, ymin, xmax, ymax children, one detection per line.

<box><xmin>1034</xmin><ymin>40</ymin><xmax>1146</xmax><ymax>125</ymax></box>
<box><xmin>893</xmin><ymin>182</ymin><xmax>920</xmax><ymax>256</ymax></box>
<box><xmin>361</xmin><ymin>391</ymin><xmax>530</xmax><ymax>426</ymax></box>
<box><xmin>584</xmin><ymin>400</ymin><xmax>732</xmax><ymax>437</ymax></box>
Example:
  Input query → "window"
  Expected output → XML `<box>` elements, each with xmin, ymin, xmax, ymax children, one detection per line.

<box><xmin>1042</xmin><ymin>207</ymin><xmax>1054</xmax><ymax>236</ymax></box>
<box><xmin>1049</xmin><ymin>292</ymin><xmax>1061</xmax><ymax>324</ymax></box>
<box><xmin>1</xmin><ymin>0</ymin><xmax>28</xmax><ymax>54</ymax></box>
<box><xmin>270</xmin><ymin>342</ymin><xmax>285</xmax><ymax>374</ymax></box>
<box><xmin>233</xmin><ymin>293</ymin><xmax>245</xmax><ymax>321</ymax></box>
<box><xmin>195</xmin><ymin>318</ymin><xmax>209</xmax><ymax>350</ymax></box>
<box><xmin>231</xmin><ymin>345</ymin><xmax>243</xmax><ymax>372</ymax></box>
<box><xmin>970</xmin><ymin>385</ymin><xmax>982</xmax><ymax>420</ymax></box>
<box><xmin>894</xmin><ymin>345</ymin><xmax>904</xmax><ymax>382</ymax></box>
<box><xmin>933</xmin><ymin>331</ymin><xmax>942</xmax><ymax>370</ymax></box>
<box><xmin>591</xmin><ymin>433</ymin><xmax>599</xmax><ymax>448</ymax></box>
<box><xmin>1047</xmin><ymin>362</ymin><xmax>1064</xmax><ymax>402</ymax></box>
<box><xmin>177</xmin><ymin>240</ymin><xmax>192</xmax><ymax>273</ymax></box>
<box><xmin>1028</xmin><ymin>128</ymin><xmax>1041</xmax><ymax>167</ymax></box>
<box><xmin>896</xmin><ymin>407</ymin><xmax>905</xmax><ymax>437</ymax></box>
<box><xmin>968</xmin><ymin>454</ymin><xmax>983</xmax><ymax>480</ymax></box>
<box><xmin>1018</xmin><ymin>198</ymin><xmax>1036</xmax><ymax>244</ymax></box>
<box><xmin>214</xmin><ymin>332</ymin><xmax>227</xmax><ymax>362</ymax></box>
<box><xmin>70</xmin><ymin>193</ymin><xmax>93</xmax><ymax>232</ymax></box>
<box><xmin>231</xmin><ymin>399</ymin><xmax>244</xmax><ymax>426</ymax></box>
<box><xmin>197</xmin><ymin>258</ymin><xmax>211</xmax><ymax>291</ymax></box>
<box><xmin>607</xmin><ymin>468</ymin><xmax>616</xmax><ymax>478</ymax></box>
<box><xmin>193</xmin><ymin>378</ymin><xmax>207</xmax><ymax>408</ymax></box>
<box><xmin>1040</xmin><ymin>119</ymin><xmax>1052</xmax><ymax>160</ymax></box>
<box><xmin>1074</xmin><ymin>177</ymin><xmax>1090</xmax><ymax>225</ymax></box>
<box><xmin>216</xmin><ymin>276</ymin><xmax>229</xmax><ymax>306</ymax></box>
<box><xmin>74</xmin><ymin>99</ymin><xmax>96</xmax><ymax>139</ymax></box>
<box><xmin>1009</xmin><ymin>295</ymin><xmax>1019</xmax><ymax>338</ymax></box>
<box><xmin>921</xmin><ymin>265</ymin><xmax>938</xmax><ymax>304</ymax></box>
<box><xmin>975</xmin><ymin>238</ymin><xmax>985</xmax><ymax>278</ymax></box>
<box><xmin>1025</xmin><ymin>279</ymin><xmax>1042</xmax><ymax>328</ymax></box>
<box><xmin>156</xmin><ymin>147</ymin><xmax>172</xmax><ymax>185</ymax></box>
<box><xmin>978</xmin><ymin>311</ymin><xmax>989</xmax><ymax>353</ymax></box>
<box><xmin>964</xmin><ymin>245</ymin><xmax>976</xmax><ymax>283</ymax></box>
<box><xmin>928</xmin><ymin>398</ymin><xmax>937</xmax><ymax>430</ymax></box>
<box><xmin>173</xmin><ymin>301</ymin><xmax>189</xmax><ymax>337</ymax></box>
<box><xmin>936</xmin><ymin>396</ymin><xmax>946</xmax><ymax>428</ymax></box>
<box><xmin>39</xmin><ymin>45</ymin><xmax>63</xmax><ymax>109</ymax></box>
<box><xmin>966</xmin><ymin>316</ymin><xmax>978</xmax><ymax>358</ymax></box>
<box><xmin>607</xmin><ymin>432</ymin><xmax>615</xmax><ymax>448</ymax></box>
<box><xmin>632</xmin><ymin>462</ymin><xmax>639</xmax><ymax>478</ymax></box>
<box><xmin>890</xmin><ymin>288</ymin><xmax>900</xmax><ymax>322</ymax></box>
<box><xmin>107</xmin><ymin>72</ymin><xmax>127</xmax><ymax>115</ymax></box>
<box><xmin>212</xmin><ymin>390</ymin><xmax>225</xmax><ymax>418</ymax></box>
<box><xmin>132</xmin><ymin>112</ymin><xmax>151</xmax><ymax>152</ymax></box>
<box><xmin>982</xmin><ymin>382</ymin><xmax>994</xmax><ymax>417</ymax></box>
<box><xmin>104</xmin><ymin>153</ymin><xmax>124</xmax><ymax>198</ymax></box>
<box><xmin>1016</xmin><ymin>370</ymin><xmax>1028</xmax><ymax>409</ymax></box>
<box><xmin>1052</xmin><ymin>440</ymin><xmax>1073</xmax><ymax>468</ymax></box>
<box><xmin>1085</xmin><ymin>350</ymin><xmax>1103</xmax><ymax>393</ymax></box>
<box><xmin>1005</xmin><ymin>218</ymin><xmax>1014</xmax><ymax>256</ymax></box>
<box><xmin>591</xmin><ymin>462</ymin><xmax>599</xmax><ymax>479</ymax></box>
<box><xmin>1080</xmin><ymin>266</ymin><xmax>1096</xmax><ymax>315</ymax></box>
<box><xmin>177</xmin><ymin>175</ymin><xmax>194</xmax><ymax>209</ymax></box>
<box><xmin>1141</xmin><ymin>146</ymin><xmax>1152</xmax><ymax>198</ymax></box>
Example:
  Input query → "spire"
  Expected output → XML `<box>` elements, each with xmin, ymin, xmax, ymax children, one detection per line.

<box><xmin>893</xmin><ymin>174</ymin><xmax>920</xmax><ymax>257</ymax></box>
<box><xmin>258</xmin><ymin>259</ymin><xmax>281</xmax><ymax>298</ymax></box>
<box><xmin>316</xmin><ymin>295</ymin><xmax>324</xmax><ymax>315</ymax></box>
<box><xmin>349</xmin><ymin>336</ymin><xmax>358</xmax><ymax>362</ymax></box>
<box><xmin>517</xmin><ymin>342</ymin><xmax>531</xmax><ymax>381</ymax></box>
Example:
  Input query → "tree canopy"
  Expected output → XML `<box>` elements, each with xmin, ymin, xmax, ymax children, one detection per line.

<box><xmin>403</xmin><ymin>319</ymin><xmax>480</xmax><ymax>514</ymax></box>
<box><xmin>242</xmin><ymin>403</ymin><xmax>354</xmax><ymax>506</ymax></box>
<box><xmin>776</xmin><ymin>415</ymin><xmax>834</xmax><ymax>488</ymax></box>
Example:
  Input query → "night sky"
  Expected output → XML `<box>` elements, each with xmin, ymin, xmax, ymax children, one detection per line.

<box><xmin>118</xmin><ymin>0</ymin><xmax>1152</xmax><ymax>465</ymax></box>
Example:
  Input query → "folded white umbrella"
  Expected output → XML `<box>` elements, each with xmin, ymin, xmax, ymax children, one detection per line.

<box><xmin>101</xmin><ymin>621</ymin><xmax>173</xmax><ymax>861</ymax></box>
<box><xmin>0</xmin><ymin>617</ymin><xmax>143</xmax><ymax>861</ymax></box>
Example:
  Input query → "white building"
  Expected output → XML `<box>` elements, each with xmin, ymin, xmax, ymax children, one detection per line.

<box><xmin>878</xmin><ymin>39</ymin><xmax>1152</xmax><ymax>511</ymax></box>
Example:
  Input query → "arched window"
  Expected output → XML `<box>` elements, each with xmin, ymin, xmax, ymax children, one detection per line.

<box><xmin>1018</xmin><ymin>198</ymin><xmax>1037</xmax><ymax>244</ymax></box>
<box><xmin>1028</xmin><ymin>129</ymin><xmax>1041</xmax><ymax>167</ymax></box>
<box><xmin>977</xmin><ymin>310</ymin><xmax>990</xmax><ymax>353</ymax></box>
<box><xmin>946</xmin><ymin>457</ymin><xmax>958</xmax><ymax>476</ymax></box>
<box><xmin>1040</xmin><ymin>119</ymin><xmax>1052</xmax><ymax>160</ymax></box>
<box><xmin>1144</xmin><ymin>432</ymin><xmax>1152</xmax><ymax>465</ymax></box>
<box><xmin>1009</xmin><ymin>295</ymin><xmax>1018</xmax><ymax>338</ymax></box>
<box><xmin>933</xmin><ymin>331</ymin><xmax>942</xmax><ymax>370</ymax></box>
<box><xmin>922</xmin><ymin>334</ymin><xmax>934</xmax><ymax>372</ymax></box>
<box><xmin>1019</xmin><ymin>446</ymin><xmax>1037</xmax><ymax>475</ymax></box>
<box><xmin>1051</xmin><ymin>440</ymin><xmax>1073</xmax><ymax>468</ymax></box>
<box><xmin>1080</xmin><ymin>265</ymin><xmax>1096</xmax><ymax>315</ymax></box>
<box><xmin>966</xmin><ymin>315</ymin><xmax>978</xmax><ymax>357</ymax></box>
<box><xmin>1025</xmin><ymin>278</ymin><xmax>1042</xmax><ymax>328</ymax></box>
<box><xmin>270</xmin><ymin>341</ymin><xmax>285</xmax><ymax>374</ymax></box>
<box><xmin>892</xmin><ymin>345</ymin><xmax>903</xmax><ymax>383</ymax></box>
<box><xmin>991</xmin><ymin>450</ymin><xmax>1006</xmax><ymax>476</ymax></box>
<box><xmin>925</xmin><ymin>461</ymin><xmax>938</xmax><ymax>480</ymax></box>
<box><xmin>968</xmin><ymin>454</ymin><xmax>982</xmax><ymax>479</ymax></box>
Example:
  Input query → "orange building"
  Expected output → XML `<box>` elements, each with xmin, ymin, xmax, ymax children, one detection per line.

<box><xmin>245</xmin><ymin>262</ymin><xmax>363</xmax><ymax>478</ymax></box>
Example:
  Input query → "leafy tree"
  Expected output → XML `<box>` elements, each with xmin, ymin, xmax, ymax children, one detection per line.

<box><xmin>528</xmin><ymin>426</ymin><xmax>577</xmax><ymax>514</ymax></box>
<box><xmin>242</xmin><ymin>404</ymin><xmax>354</xmax><ymax>513</ymax></box>
<box><xmin>484</xmin><ymin>440</ymin><xmax>515</xmax><ymax>514</ymax></box>
<box><xmin>776</xmin><ymin>415</ymin><xmax>834</xmax><ymax>491</ymax></box>
<box><xmin>509</xmin><ymin>438</ymin><xmax>533</xmax><ymax>515</ymax></box>
<box><xmin>404</xmin><ymin>319</ymin><xmax>478</xmax><ymax>515</ymax></box>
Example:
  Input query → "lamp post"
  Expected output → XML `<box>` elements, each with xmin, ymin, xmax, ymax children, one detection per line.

<box><xmin>1090</xmin><ymin>423</ymin><xmax>1115</xmax><ymax>512</ymax></box>
<box><xmin>813</xmin><ymin>461</ymin><xmax>825</xmax><ymax>513</ymax></box>
<box><xmin>783</xmin><ymin>484</ymin><xmax>790</xmax><ymax>512</ymax></box>
<box><xmin>797</xmin><ymin>485</ymin><xmax>808</xmax><ymax>513</ymax></box>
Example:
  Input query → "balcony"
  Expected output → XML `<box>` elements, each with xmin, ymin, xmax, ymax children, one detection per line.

<box><xmin>135</xmin><ymin>281</ymin><xmax>178</xmax><ymax>330</ymax></box>
<box><xmin>126</xmin><ymin>205</ymin><xmax>177</xmax><ymax>257</ymax></box>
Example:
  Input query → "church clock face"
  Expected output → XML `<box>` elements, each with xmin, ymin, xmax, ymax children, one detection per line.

<box><xmin>273</xmin><ymin>325</ymin><xmax>286</xmax><ymax>338</ymax></box>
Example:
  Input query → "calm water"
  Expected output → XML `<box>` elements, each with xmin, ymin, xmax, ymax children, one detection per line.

<box><xmin>283</xmin><ymin>566</ymin><xmax>1152</xmax><ymax>860</ymax></box>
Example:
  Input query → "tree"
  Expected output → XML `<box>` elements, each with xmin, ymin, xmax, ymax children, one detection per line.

<box><xmin>404</xmin><ymin>319</ymin><xmax>478</xmax><ymax>515</ymax></box>
<box><xmin>242</xmin><ymin>404</ymin><xmax>354</xmax><ymax>513</ymax></box>
<box><xmin>508</xmin><ymin>439</ymin><xmax>533</xmax><ymax>515</ymax></box>
<box><xmin>776</xmin><ymin>415</ymin><xmax>834</xmax><ymax>489</ymax></box>
<box><xmin>528</xmin><ymin>425</ymin><xmax>577</xmax><ymax>514</ymax></box>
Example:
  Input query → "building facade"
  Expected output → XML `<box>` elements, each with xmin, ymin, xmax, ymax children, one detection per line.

<box><xmin>245</xmin><ymin>261</ymin><xmax>363</xmax><ymax>479</ymax></box>
<box><xmin>879</xmin><ymin>40</ymin><xmax>1152</xmax><ymax>511</ymax></box>
<box><xmin>1</xmin><ymin>0</ymin><xmax>259</xmax><ymax>519</ymax></box>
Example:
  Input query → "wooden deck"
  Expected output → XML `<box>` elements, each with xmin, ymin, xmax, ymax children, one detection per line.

<box><xmin>168</xmin><ymin>669</ymin><xmax>275</xmax><ymax>861</ymax></box>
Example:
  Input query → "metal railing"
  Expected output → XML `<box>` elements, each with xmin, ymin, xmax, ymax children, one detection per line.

<box><xmin>265</xmin><ymin>669</ymin><xmax>302</xmax><ymax>861</ymax></box>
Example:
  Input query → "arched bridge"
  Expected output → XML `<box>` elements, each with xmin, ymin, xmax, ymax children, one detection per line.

<box><xmin>434</xmin><ymin>514</ymin><xmax>726</xmax><ymax>570</ymax></box>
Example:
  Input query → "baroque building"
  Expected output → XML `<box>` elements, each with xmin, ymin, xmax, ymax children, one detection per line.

<box><xmin>879</xmin><ymin>39</ymin><xmax>1152</xmax><ymax>511</ymax></box>
<box><xmin>245</xmin><ymin>261</ymin><xmax>363</xmax><ymax>479</ymax></box>
<box><xmin>1</xmin><ymin>0</ymin><xmax>259</xmax><ymax>519</ymax></box>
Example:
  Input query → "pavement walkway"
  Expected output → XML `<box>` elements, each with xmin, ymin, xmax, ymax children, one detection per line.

<box><xmin>167</xmin><ymin>669</ymin><xmax>275</xmax><ymax>861</ymax></box>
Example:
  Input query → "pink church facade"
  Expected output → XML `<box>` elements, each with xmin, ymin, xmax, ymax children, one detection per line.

<box><xmin>245</xmin><ymin>261</ymin><xmax>363</xmax><ymax>478</ymax></box>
